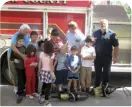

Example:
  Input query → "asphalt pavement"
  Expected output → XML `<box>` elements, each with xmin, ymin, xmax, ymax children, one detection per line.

<box><xmin>0</xmin><ymin>72</ymin><xmax>131</xmax><ymax>106</ymax></box>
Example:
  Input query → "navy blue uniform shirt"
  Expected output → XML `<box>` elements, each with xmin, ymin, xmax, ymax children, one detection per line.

<box><xmin>93</xmin><ymin>29</ymin><xmax>119</xmax><ymax>56</ymax></box>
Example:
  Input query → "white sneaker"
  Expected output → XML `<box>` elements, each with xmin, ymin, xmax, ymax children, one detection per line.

<box><xmin>44</xmin><ymin>103</ymin><xmax>52</xmax><ymax>106</ymax></box>
<box><xmin>26</xmin><ymin>95</ymin><xmax>34</xmax><ymax>99</ymax></box>
<box><xmin>33</xmin><ymin>93</ymin><xmax>40</xmax><ymax>97</ymax></box>
<box><xmin>13</xmin><ymin>87</ymin><xmax>17</xmax><ymax>94</ymax></box>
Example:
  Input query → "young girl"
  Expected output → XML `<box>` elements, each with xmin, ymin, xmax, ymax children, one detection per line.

<box><xmin>39</xmin><ymin>41</ymin><xmax>55</xmax><ymax>106</ymax></box>
<box><xmin>66</xmin><ymin>46</ymin><xmax>81</xmax><ymax>92</ymax></box>
<box><xmin>24</xmin><ymin>44</ymin><xmax>39</xmax><ymax>99</ymax></box>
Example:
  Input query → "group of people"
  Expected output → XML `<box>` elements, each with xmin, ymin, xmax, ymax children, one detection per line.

<box><xmin>9</xmin><ymin>19</ymin><xmax>119</xmax><ymax>106</ymax></box>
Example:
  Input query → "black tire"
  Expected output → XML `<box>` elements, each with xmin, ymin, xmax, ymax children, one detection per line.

<box><xmin>1</xmin><ymin>55</ymin><xmax>13</xmax><ymax>85</ymax></box>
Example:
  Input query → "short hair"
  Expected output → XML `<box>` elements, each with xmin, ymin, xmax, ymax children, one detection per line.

<box><xmin>30</xmin><ymin>31</ymin><xmax>38</xmax><ymax>37</ymax></box>
<box><xmin>68</xmin><ymin>21</ymin><xmax>78</xmax><ymax>29</ymax></box>
<box><xmin>44</xmin><ymin>41</ymin><xmax>54</xmax><ymax>57</ymax></box>
<box><xmin>71</xmin><ymin>46</ymin><xmax>77</xmax><ymax>51</ymax></box>
<box><xmin>16</xmin><ymin>33</ymin><xmax>24</xmax><ymax>41</ymax></box>
<box><xmin>26</xmin><ymin>44</ymin><xmax>36</xmax><ymax>57</ymax></box>
<box><xmin>51</xmin><ymin>29</ymin><xmax>59</xmax><ymax>36</ymax></box>
<box><xmin>85</xmin><ymin>36</ymin><xmax>92</xmax><ymax>43</ymax></box>
<box><xmin>19</xmin><ymin>24</ymin><xmax>30</xmax><ymax>30</ymax></box>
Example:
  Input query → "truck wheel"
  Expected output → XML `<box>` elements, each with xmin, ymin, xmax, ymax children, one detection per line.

<box><xmin>1</xmin><ymin>52</ymin><xmax>13</xmax><ymax>85</ymax></box>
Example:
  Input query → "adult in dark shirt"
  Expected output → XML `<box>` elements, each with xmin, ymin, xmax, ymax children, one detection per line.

<box><xmin>93</xmin><ymin>19</ymin><xmax>119</xmax><ymax>96</ymax></box>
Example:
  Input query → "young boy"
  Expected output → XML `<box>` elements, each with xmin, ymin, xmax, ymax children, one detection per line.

<box><xmin>66</xmin><ymin>46</ymin><xmax>81</xmax><ymax>92</ymax></box>
<box><xmin>80</xmin><ymin>36</ymin><xmax>96</xmax><ymax>93</ymax></box>
<box><xmin>55</xmin><ymin>44</ymin><xmax>69</xmax><ymax>92</ymax></box>
<box><xmin>28</xmin><ymin>31</ymin><xmax>38</xmax><ymax>49</ymax></box>
<box><xmin>10</xmin><ymin>33</ymin><xmax>26</xmax><ymax>103</ymax></box>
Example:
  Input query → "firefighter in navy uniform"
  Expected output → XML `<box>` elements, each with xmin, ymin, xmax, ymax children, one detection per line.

<box><xmin>92</xmin><ymin>19</ymin><xmax>119</xmax><ymax>97</ymax></box>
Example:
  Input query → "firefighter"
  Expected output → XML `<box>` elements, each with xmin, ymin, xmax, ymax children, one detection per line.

<box><xmin>92</xmin><ymin>19</ymin><xmax>119</xmax><ymax>97</ymax></box>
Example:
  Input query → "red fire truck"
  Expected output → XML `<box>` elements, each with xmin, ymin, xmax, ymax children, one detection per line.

<box><xmin>0</xmin><ymin>0</ymin><xmax>93</xmax><ymax>84</ymax></box>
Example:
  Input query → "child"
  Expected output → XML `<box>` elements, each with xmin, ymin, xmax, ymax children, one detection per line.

<box><xmin>24</xmin><ymin>44</ymin><xmax>39</xmax><ymax>99</ymax></box>
<box><xmin>28</xmin><ymin>31</ymin><xmax>39</xmax><ymax>94</ymax></box>
<box><xmin>80</xmin><ymin>36</ymin><xmax>96</xmax><ymax>93</ymax></box>
<box><xmin>28</xmin><ymin>31</ymin><xmax>38</xmax><ymax>49</ymax></box>
<box><xmin>37</xmin><ymin>40</ymin><xmax>45</xmax><ymax>95</ymax></box>
<box><xmin>10</xmin><ymin>33</ymin><xmax>26</xmax><ymax>103</ymax></box>
<box><xmin>54</xmin><ymin>44</ymin><xmax>69</xmax><ymax>92</ymax></box>
<box><xmin>66</xmin><ymin>46</ymin><xmax>81</xmax><ymax>91</ymax></box>
<box><xmin>39</xmin><ymin>41</ymin><xmax>55</xmax><ymax>106</ymax></box>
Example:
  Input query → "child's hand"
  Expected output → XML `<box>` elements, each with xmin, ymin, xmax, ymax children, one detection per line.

<box><xmin>33</xmin><ymin>62</ymin><xmax>38</xmax><ymax>67</ymax></box>
<box><xmin>30</xmin><ymin>62</ymin><xmax>34</xmax><ymax>66</ymax></box>
<box><xmin>14</xmin><ymin>59</ymin><xmax>20</xmax><ymax>63</ymax></box>
<box><xmin>75</xmin><ymin>69</ymin><xmax>78</xmax><ymax>73</ymax></box>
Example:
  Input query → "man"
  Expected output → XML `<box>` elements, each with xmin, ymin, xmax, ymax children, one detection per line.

<box><xmin>66</xmin><ymin>21</ymin><xmax>85</xmax><ymax>51</ymax></box>
<box><xmin>9</xmin><ymin>24</ymin><xmax>30</xmax><ymax>100</ymax></box>
<box><xmin>93</xmin><ymin>19</ymin><xmax>119</xmax><ymax>96</ymax></box>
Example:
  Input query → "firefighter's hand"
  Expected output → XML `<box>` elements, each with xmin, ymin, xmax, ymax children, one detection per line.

<box><xmin>22</xmin><ymin>54</ymin><xmax>28</xmax><ymax>61</ymax></box>
<box><xmin>113</xmin><ymin>57</ymin><xmax>117</xmax><ymax>64</ymax></box>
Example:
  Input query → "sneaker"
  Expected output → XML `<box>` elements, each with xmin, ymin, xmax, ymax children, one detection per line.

<box><xmin>16</xmin><ymin>95</ymin><xmax>23</xmax><ymax>103</ymax></box>
<box><xmin>44</xmin><ymin>103</ymin><xmax>52</xmax><ymax>106</ymax></box>
<box><xmin>14</xmin><ymin>87</ymin><xmax>18</xmax><ymax>94</ymax></box>
<box><xmin>26</xmin><ymin>95</ymin><xmax>34</xmax><ymax>99</ymax></box>
<box><xmin>39</xmin><ymin>97</ymin><xmax>45</xmax><ymax>104</ymax></box>
<box><xmin>33</xmin><ymin>93</ymin><xmax>40</xmax><ymax>97</ymax></box>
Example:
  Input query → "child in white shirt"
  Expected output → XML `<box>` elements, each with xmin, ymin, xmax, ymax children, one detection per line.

<box><xmin>80</xmin><ymin>36</ymin><xmax>96</xmax><ymax>93</ymax></box>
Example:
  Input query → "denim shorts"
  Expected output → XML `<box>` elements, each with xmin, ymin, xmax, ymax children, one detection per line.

<box><xmin>68</xmin><ymin>71</ymin><xmax>79</xmax><ymax>80</ymax></box>
<box><xmin>55</xmin><ymin>69</ymin><xmax>68</xmax><ymax>85</ymax></box>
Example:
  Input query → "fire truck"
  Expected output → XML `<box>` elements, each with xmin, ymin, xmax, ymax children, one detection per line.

<box><xmin>0</xmin><ymin>1</ymin><xmax>131</xmax><ymax>84</ymax></box>
<box><xmin>0</xmin><ymin>0</ymin><xmax>93</xmax><ymax>84</ymax></box>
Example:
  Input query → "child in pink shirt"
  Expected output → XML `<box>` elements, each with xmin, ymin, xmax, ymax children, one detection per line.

<box><xmin>38</xmin><ymin>41</ymin><xmax>55</xmax><ymax>106</ymax></box>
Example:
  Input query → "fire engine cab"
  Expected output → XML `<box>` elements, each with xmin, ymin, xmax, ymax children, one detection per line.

<box><xmin>0</xmin><ymin>0</ymin><xmax>93</xmax><ymax>84</ymax></box>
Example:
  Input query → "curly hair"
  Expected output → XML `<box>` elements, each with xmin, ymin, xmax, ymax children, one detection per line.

<box><xmin>44</xmin><ymin>41</ymin><xmax>54</xmax><ymax>57</ymax></box>
<box><xmin>26</xmin><ymin>44</ymin><xmax>36</xmax><ymax>57</ymax></box>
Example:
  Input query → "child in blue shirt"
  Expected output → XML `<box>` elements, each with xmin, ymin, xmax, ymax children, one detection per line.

<box><xmin>55</xmin><ymin>44</ymin><xmax>69</xmax><ymax>92</ymax></box>
<box><xmin>66</xmin><ymin>46</ymin><xmax>81</xmax><ymax>91</ymax></box>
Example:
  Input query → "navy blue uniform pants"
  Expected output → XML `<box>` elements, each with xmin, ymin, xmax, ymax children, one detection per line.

<box><xmin>94</xmin><ymin>55</ymin><xmax>112</xmax><ymax>87</ymax></box>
